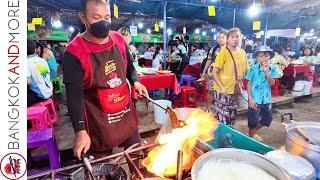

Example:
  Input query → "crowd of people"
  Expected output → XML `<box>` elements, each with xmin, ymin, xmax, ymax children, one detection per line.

<box><xmin>116</xmin><ymin>23</ymin><xmax>320</xmax><ymax>141</ymax></box>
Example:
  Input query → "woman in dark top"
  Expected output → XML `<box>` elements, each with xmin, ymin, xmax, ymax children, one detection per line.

<box><xmin>199</xmin><ymin>31</ymin><xmax>227</xmax><ymax>112</ymax></box>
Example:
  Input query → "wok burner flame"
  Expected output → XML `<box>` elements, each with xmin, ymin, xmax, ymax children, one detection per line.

<box><xmin>141</xmin><ymin>109</ymin><xmax>218</xmax><ymax>177</ymax></box>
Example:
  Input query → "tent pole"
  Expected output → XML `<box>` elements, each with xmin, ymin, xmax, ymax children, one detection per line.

<box><xmin>263</xmin><ymin>14</ymin><xmax>269</xmax><ymax>46</ymax></box>
<box><xmin>233</xmin><ymin>9</ymin><xmax>236</xmax><ymax>28</ymax></box>
<box><xmin>163</xmin><ymin>0</ymin><xmax>167</xmax><ymax>70</ymax></box>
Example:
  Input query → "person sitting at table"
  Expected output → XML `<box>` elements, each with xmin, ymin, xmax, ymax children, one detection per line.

<box><xmin>270</xmin><ymin>47</ymin><xmax>288</xmax><ymax>77</ymax></box>
<box><xmin>36</xmin><ymin>41</ymin><xmax>58</xmax><ymax>78</ymax></box>
<box><xmin>170</xmin><ymin>42</ymin><xmax>181</xmax><ymax>74</ymax></box>
<box><xmin>27</xmin><ymin>39</ymin><xmax>53</xmax><ymax>107</ymax></box>
<box><xmin>287</xmin><ymin>55</ymin><xmax>296</xmax><ymax>64</ymax></box>
<box><xmin>190</xmin><ymin>45</ymin><xmax>197</xmax><ymax>56</ymax></box>
<box><xmin>297</xmin><ymin>47</ymin><xmax>317</xmax><ymax>71</ymax></box>
<box><xmin>152</xmin><ymin>47</ymin><xmax>163</xmax><ymax>70</ymax></box>
<box><xmin>144</xmin><ymin>46</ymin><xmax>155</xmax><ymax>60</ymax></box>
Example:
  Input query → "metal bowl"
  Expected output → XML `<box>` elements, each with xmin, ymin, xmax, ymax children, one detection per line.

<box><xmin>191</xmin><ymin>148</ymin><xmax>291</xmax><ymax>180</ymax></box>
<box><xmin>284</xmin><ymin>121</ymin><xmax>320</xmax><ymax>179</ymax></box>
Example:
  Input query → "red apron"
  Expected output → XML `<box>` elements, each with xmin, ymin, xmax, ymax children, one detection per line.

<box><xmin>66</xmin><ymin>32</ymin><xmax>138</xmax><ymax>151</ymax></box>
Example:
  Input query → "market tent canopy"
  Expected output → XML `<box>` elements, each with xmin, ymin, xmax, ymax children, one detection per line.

<box><xmin>28</xmin><ymin>0</ymin><xmax>320</xmax><ymax>34</ymax></box>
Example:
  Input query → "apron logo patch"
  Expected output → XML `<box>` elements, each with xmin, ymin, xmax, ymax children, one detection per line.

<box><xmin>107</xmin><ymin>72</ymin><xmax>122</xmax><ymax>88</ymax></box>
<box><xmin>113</xmin><ymin>95</ymin><xmax>126</xmax><ymax>103</ymax></box>
<box><xmin>105</xmin><ymin>60</ymin><xmax>117</xmax><ymax>76</ymax></box>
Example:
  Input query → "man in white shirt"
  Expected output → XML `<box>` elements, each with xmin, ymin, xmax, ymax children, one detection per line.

<box><xmin>144</xmin><ymin>46</ymin><xmax>155</xmax><ymax>60</ymax></box>
<box><xmin>27</xmin><ymin>39</ymin><xmax>53</xmax><ymax>107</ymax></box>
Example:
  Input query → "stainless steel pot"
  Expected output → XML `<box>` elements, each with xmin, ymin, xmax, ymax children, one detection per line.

<box><xmin>191</xmin><ymin>148</ymin><xmax>291</xmax><ymax>180</ymax></box>
<box><xmin>284</xmin><ymin>121</ymin><xmax>320</xmax><ymax>179</ymax></box>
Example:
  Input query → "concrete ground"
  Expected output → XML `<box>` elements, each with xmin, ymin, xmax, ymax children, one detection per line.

<box><xmin>54</xmin><ymin>92</ymin><xmax>320</xmax><ymax>151</ymax></box>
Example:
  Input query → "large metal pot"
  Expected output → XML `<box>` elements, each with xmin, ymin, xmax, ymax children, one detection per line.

<box><xmin>191</xmin><ymin>148</ymin><xmax>291</xmax><ymax>180</ymax></box>
<box><xmin>284</xmin><ymin>121</ymin><xmax>320</xmax><ymax>179</ymax></box>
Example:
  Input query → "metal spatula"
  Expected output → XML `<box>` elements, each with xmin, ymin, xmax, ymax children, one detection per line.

<box><xmin>142</xmin><ymin>94</ymin><xmax>185</xmax><ymax>128</ymax></box>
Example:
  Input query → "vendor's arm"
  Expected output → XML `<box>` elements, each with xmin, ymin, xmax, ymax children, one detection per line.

<box><xmin>63</xmin><ymin>52</ymin><xmax>91</xmax><ymax>159</ymax></box>
<box><xmin>126</xmin><ymin>46</ymin><xmax>138</xmax><ymax>85</ymax></box>
<box><xmin>63</xmin><ymin>52</ymin><xmax>86</xmax><ymax>133</ymax></box>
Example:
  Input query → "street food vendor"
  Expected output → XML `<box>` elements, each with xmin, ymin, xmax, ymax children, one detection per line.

<box><xmin>63</xmin><ymin>0</ymin><xmax>148</xmax><ymax>160</ymax></box>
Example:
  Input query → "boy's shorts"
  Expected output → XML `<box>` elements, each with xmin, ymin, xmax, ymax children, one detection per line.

<box><xmin>248</xmin><ymin>103</ymin><xmax>273</xmax><ymax>129</ymax></box>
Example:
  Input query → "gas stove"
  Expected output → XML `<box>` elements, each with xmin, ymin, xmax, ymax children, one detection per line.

<box><xmin>27</xmin><ymin>138</ymin><xmax>212</xmax><ymax>180</ymax></box>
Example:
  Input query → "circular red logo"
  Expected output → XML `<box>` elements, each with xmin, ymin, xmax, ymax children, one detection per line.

<box><xmin>0</xmin><ymin>153</ymin><xmax>27</xmax><ymax>180</ymax></box>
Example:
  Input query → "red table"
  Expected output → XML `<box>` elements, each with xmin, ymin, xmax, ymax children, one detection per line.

<box><xmin>138</xmin><ymin>73</ymin><xmax>180</xmax><ymax>95</ymax></box>
<box><xmin>283</xmin><ymin>64</ymin><xmax>310</xmax><ymax>77</ymax></box>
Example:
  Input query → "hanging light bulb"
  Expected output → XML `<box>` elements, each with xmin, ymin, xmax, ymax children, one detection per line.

<box><xmin>195</xmin><ymin>28</ymin><xmax>200</xmax><ymax>34</ymax></box>
<box><xmin>247</xmin><ymin>3</ymin><xmax>261</xmax><ymax>17</ymax></box>
<box><xmin>138</xmin><ymin>22</ymin><xmax>144</xmax><ymax>29</ymax></box>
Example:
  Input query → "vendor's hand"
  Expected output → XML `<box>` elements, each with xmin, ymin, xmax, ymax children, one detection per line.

<box><xmin>249</xmin><ymin>99</ymin><xmax>258</xmax><ymax>110</ymax></box>
<box><xmin>134</xmin><ymin>82</ymin><xmax>148</xmax><ymax>97</ymax></box>
<box><xmin>74</xmin><ymin>130</ymin><xmax>91</xmax><ymax>160</ymax></box>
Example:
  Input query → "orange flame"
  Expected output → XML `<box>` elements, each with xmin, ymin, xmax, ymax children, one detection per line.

<box><xmin>142</xmin><ymin>109</ymin><xmax>218</xmax><ymax>177</ymax></box>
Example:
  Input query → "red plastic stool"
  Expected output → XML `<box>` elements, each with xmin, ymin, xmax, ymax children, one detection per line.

<box><xmin>33</xmin><ymin>99</ymin><xmax>58</xmax><ymax>125</ymax></box>
<box><xmin>196</xmin><ymin>80</ymin><xmax>207</xmax><ymax>102</ymax></box>
<box><xmin>174</xmin><ymin>86</ymin><xmax>197</xmax><ymax>108</ymax></box>
<box><xmin>271</xmin><ymin>79</ymin><xmax>282</xmax><ymax>97</ymax></box>
<box><xmin>27</xmin><ymin>107</ymin><xmax>52</xmax><ymax>131</ymax></box>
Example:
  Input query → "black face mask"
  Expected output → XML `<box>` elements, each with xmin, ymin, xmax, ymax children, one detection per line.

<box><xmin>88</xmin><ymin>20</ymin><xmax>110</xmax><ymax>39</ymax></box>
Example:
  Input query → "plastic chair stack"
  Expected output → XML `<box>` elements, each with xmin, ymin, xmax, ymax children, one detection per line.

<box><xmin>33</xmin><ymin>98</ymin><xmax>59</xmax><ymax>125</ymax></box>
<box><xmin>27</xmin><ymin>128</ymin><xmax>60</xmax><ymax>174</ymax></box>
<box><xmin>27</xmin><ymin>107</ymin><xmax>52</xmax><ymax>131</ymax></box>
<box><xmin>28</xmin><ymin>98</ymin><xmax>60</xmax><ymax>175</ymax></box>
